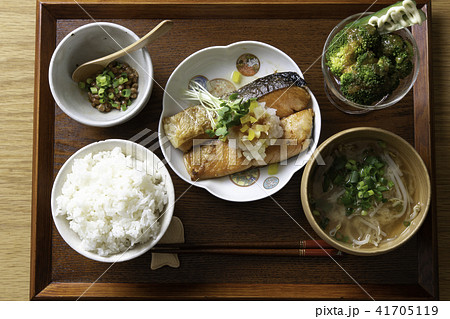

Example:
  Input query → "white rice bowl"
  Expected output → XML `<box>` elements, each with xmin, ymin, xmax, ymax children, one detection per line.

<box><xmin>51</xmin><ymin>139</ymin><xmax>175</xmax><ymax>262</ymax></box>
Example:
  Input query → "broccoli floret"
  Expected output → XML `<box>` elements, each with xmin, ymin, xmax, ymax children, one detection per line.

<box><xmin>394</xmin><ymin>52</ymin><xmax>413</xmax><ymax>78</ymax></box>
<box><xmin>380</xmin><ymin>34</ymin><xmax>406</xmax><ymax>56</ymax></box>
<box><xmin>377</xmin><ymin>55</ymin><xmax>393</xmax><ymax>74</ymax></box>
<box><xmin>340</xmin><ymin>59</ymin><xmax>397</xmax><ymax>105</ymax></box>
<box><xmin>380</xmin><ymin>34</ymin><xmax>414</xmax><ymax>78</ymax></box>
<box><xmin>357</xmin><ymin>51</ymin><xmax>378</xmax><ymax>65</ymax></box>
<box><xmin>349</xmin><ymin>24</ymin><xmax>381</xmax><ymax>56</ymax></box>
<box><xmin>325</xmin><ymin>29</ymin><xmax>355</xmax><ymax>77</ymax></box>
<box><xmin>326</xmin><ymin>24</ymin><xmax>381</xmax><ymax>77</ymax></box>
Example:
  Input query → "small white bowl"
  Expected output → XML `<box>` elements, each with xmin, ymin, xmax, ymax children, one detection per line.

<box><xmin>51</xmin><ymin>139</ymin><xmax>175</xmax><ymax>262</ymax></box>
<box><xmin>159</xmin><ymin>41</ymin><xmax>321</xmax><ymax>202</ymax></box>
<box><xmin>49</xmin><ymin>22</ymin><xmax>153</xmax><ymax>127</ymax></box>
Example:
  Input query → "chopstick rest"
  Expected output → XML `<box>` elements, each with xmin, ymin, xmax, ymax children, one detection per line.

<box><xmin>150</xmin><ymin>216</ymin><xmax>184</xmax><ymax>270</ymax></box>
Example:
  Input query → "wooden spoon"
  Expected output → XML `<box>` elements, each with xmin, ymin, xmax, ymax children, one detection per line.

<box><xmin>72</xmin><ymin>20</ymin><xmax>173</xmax><ymax>82</ymax></box>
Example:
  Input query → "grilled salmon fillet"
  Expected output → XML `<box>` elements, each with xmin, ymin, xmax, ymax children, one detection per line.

<box><xmin>183</xmin><ymin>109</ymin><xmax>314</xmax><ymax>180</ymax></box>
<box><xmin>258</xmin><ymin>86</ymin><xmax>310</xmax><ymax>118</ymax></box>
<box><xmin>163</xmin><ymin>72</ymin><xmax>310</xmax><ymax>152</ymax></box>
<box><xmin>163</xmin><ymin>105</ymin><xmax>213</xmax><ymax>152</ymax></box>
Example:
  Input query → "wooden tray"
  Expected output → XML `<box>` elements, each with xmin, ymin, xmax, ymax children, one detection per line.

<box><xmin>31</xmin><ymin>0</ymin><xmax>437</xmax><ymax>300</ymax></box>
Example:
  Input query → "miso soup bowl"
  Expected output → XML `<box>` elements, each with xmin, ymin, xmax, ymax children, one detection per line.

<box><xmin>300</xmin><ymin>127</ymin><xmax>431</xmax><ymax>256</ymax></box>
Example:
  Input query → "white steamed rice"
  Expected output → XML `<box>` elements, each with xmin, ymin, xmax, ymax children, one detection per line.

<box><xmin>56</xmin><ymin>147</ymin><xmax>168</xmax><ymax>256</ymax></box>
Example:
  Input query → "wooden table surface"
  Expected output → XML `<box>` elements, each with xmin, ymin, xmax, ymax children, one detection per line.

<box><xmin>0</xmin><ymin>0</ymin><xmax>448</xmax><ymax>300</ymax></box>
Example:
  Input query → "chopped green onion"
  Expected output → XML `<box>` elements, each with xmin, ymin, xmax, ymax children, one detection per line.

<box><xmin>313</xmin><ymin>210</ymin><xmax>320</xmax><ymax>216</ymax></box>
<box><xmin>79</xmin><ymin>62</ymin><xmax>136</xmax><ymax>114</ymax></box>
<box><xmin>357</xmin><ymin>181</ymin><xmax>365</xmax><ymax>189</ymax></box>
<box><xmin>96</xmin><ymin>75</ymin><xmax>108</xmax><ymax>87</ymax></box>
<box><xmin>324</xmin><ymin>149</ymin><xmax>395</xmax><ymax>216</ymax></box>
<box><xmin>118</xmin><ymin>77</ymin><xmax>128</xmax><ymax>85</ymax></box>
<box><xmin>375</xmin><ymin>162</ymin><xmax>384</xmax><ymax>169</ymax></box>
<box><xmin>121</xmin><ymin>89</ymin><xmax>131</xmax><ymax>98</ymax></box>
<box><xmin>349</xmin><ymin>171</ymin><xmax>359</xmax><ymax>184</ymax></box>
<box><xmin>403</xmin><ymin>221</ymin><xmax>411</xmax><ymax>227</ymax></box>
<box><xmin>340</xmin><ymin>193</ymin><xmax>353</xmax><ymax>206</ymax></box>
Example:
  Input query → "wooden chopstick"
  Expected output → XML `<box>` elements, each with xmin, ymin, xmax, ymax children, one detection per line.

<box><xmin>154</xmin><ymin>240</ymin><xmax>333</xmax><ymax>250</ymax></box>
<box><xmin>150</xmin><ymin>248</ymin><xmax>342</xmax><ymax>257</ymax></box>
<box><xmin>151</xmin><ymin>240</ymin><xmax>343</xmax><ymax>257</ymax></box>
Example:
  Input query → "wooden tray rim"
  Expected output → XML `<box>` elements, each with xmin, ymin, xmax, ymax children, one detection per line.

<box><xmin>31</xmin><ymin>0</ymin><xmax>438</xmax><ymax>300</ymax></box>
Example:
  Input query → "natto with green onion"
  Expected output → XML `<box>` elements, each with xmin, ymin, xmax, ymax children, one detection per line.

<box><xmin>78</xmin><ymin>61</ymin><xmax>139</xmax><ymax>113</ymax></box>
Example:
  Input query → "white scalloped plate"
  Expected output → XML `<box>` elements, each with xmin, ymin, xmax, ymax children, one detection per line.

<box><xmin>159</xmin><ymin>41</ymin><xmax>321</xmax><ymax>202</ymax></box>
